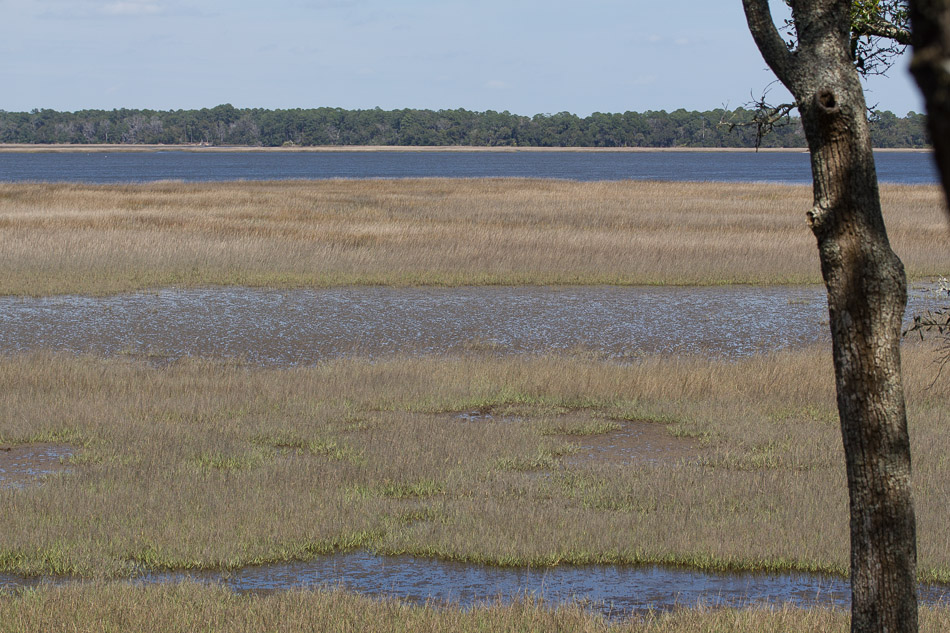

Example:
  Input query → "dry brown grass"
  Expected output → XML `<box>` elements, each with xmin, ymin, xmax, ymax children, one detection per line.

<box><xmin>0</xmin><ymin>179</ymin><xmax>945</xmax><ymax>295</ymax></box>
<box><xmin>2</xmin><ymin>582</ymin><xmax>950</xmax><ymax>633</ymax></box>
<box><xmin>1</xmin><ymin>345</ymin><xmax>949</xmax><ymax>580</ymax></box>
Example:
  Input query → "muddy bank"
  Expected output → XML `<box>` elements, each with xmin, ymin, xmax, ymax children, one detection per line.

<box><xmin>565</xmin><ymin>420</ymin><xmax>697</xmax><ymax>465</ymax></box>
<box><xmin>0</xmin><ymin>284</ymin><xmax>941</xmax><ymax>366</ymax></box>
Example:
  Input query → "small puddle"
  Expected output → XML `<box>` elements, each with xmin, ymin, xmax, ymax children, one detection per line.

<box><xmin>455</xmin><ymin>411</ymin><xmax>495</xmax><ymax>422</ymax></box>
<box><xmin>0</xmin><ymin>444</ymin><xmax>73</xmax><ymax>489</ymax></box>
<box><xmin>566</xmin><ymin>421</ymin><xmax>697</xmax><ymax>466</ymax></box>
<box><xmin>451</xmin><ymin>412</ymin><xmax>697</xmax><ymax>466</ymax></box>
<box><xmin>0</xmin><ymin>573</ymin><xmax>43</xmax><ymax>591</ymax></box>
<box><xmin>0</xmin><ymin>284</ymin><xmax>940</xmax><ymax>365</ymax></box>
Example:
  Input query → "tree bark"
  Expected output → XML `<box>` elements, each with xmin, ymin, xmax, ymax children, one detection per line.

<box><xmin>909</xmin><ymin>0</ymin><xmax>950</xmax><ymax>211</ymax></box>
<box><xmin>742</xmin><ymin>2</ymin><xmax>918</xmax><ymax>632</ymax></box>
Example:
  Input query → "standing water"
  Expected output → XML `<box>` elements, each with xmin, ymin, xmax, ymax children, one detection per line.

<box><xmin>0</xmin><ymin>284</ymin><xmax>940</xmax><ymax>365</ymax></box>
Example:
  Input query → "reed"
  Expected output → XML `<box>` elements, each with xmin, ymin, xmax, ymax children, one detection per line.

<box><xmin>0</xmin><ymin>179</ymin><xmax>945</xmax><ymax>295</ymax></box>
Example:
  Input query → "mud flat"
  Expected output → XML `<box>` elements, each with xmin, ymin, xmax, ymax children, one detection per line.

<box><xmin>0</xmin><ymin>284</ymin><xmax>941</xmax><ymax>365</ymax></box>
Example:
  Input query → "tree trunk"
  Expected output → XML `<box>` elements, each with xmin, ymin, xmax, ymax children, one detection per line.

<box><xmin>742</xmin><ymin>2</ymin><xmax>918</xmax><ymax>631</ymax></box>
<box><xmin>802</xmin><ymin>85</ymin><xmax>918</xmax><ymax>633</ymax></box>
<box><xmin>909</xmin><ymin>0</ymin><xmax>950</xmax><ymax>211</ymax></box>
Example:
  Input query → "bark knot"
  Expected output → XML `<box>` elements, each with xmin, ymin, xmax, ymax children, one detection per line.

<box><xmin>807</xmin><ymin>203</ymin><xmax>830</xmax><ymax>231</ymax></box>
<box><xmin>816</xmin><ymin>90</ymin><xmax>840</xmax><ymax>113</ymax></box>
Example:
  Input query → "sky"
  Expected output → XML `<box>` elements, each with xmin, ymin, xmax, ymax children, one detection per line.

<box><xmin>1</xmin><ymin>0</ymin><xmax>925</xmax><ymax>116</ymax></box>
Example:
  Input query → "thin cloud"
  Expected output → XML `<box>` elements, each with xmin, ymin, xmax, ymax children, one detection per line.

<box><xmin>100</xmin><ymin>1</ymin><xmax>162</xmax><ymax>15</ymax></box>
<box><xmin>28</xmin><ymin>0</ymin><xmax>178</xmax><ymax>18</ymax></box>
<box><xmin>299</xmin><ymin>0</ymin><xmax>358</xmax><ymax>7</ymax></box>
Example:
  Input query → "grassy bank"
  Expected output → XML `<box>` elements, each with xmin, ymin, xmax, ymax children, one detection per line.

<box><xmin>1</xmin><ymin>346</ymin><xmax>949</xmax><ymax>580</ymax></box>
<box><xmin>3</xmin><ymin>583</ymin><xmax>950</xmax><ymax>633</ymax></box>
<box><xmin>0</xmin><ymin>179</ymin><xmax>946</xmax><ymax>295</ymax></box>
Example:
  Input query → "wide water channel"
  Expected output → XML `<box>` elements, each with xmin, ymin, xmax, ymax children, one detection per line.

<box><xmin>0</xmin><ymin>149</ymin><xmax>937</xmax><ymax>184</ymax></box>
<box><xmin>0</xmin><ymin>283</ymin><xmax>941</xmax><ymax>364</ymax></box>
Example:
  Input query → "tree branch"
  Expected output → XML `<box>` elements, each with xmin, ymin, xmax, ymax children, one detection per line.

<box><xmin>855</xmin><ymin>15</ymin><xmax>912</xmax><ymax>44</ymax></box>
<box><xmin>720</xmin><ymin>99</ymin><xmax>798</xmax><ymax>150</ymax></box>
<box><xmin>742</xmin><ymin>0</ymin><xmax>796</xmax><ymax>83</ymax></box>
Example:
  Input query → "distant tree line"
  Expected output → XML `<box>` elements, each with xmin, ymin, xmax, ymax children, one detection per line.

<box><xmin>0</xmin><ymin>104</ymin><xmax>929</xmax><ymax>148</ymax></box>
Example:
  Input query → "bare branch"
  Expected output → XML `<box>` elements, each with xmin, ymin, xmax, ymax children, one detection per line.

<box><xmin>720</xmin><ymin>96</ymin><xmax>798</xmax><ymax>150</ymax></box>
<box><xmin>903</xmin><ymin>295</ymin><xmax>950</xmax><ymax>386</ymax></box>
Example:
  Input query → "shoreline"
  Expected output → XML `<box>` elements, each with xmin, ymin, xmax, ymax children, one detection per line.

<box><xmin>0</xmin><ymin>143</ymin><xmax>933</xmax><ymax>154</ymax></box>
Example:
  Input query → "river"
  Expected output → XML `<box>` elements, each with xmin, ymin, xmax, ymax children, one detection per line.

<box><xmin>0</xmin><ymin>149</ymin><xmax>937</xmax><ymax>184</ymax></box>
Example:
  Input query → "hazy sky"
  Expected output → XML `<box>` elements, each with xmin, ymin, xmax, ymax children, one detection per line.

<box><xmin>1</xmin><ymin>0</ymin><xmax>923</xmax><ymax>116</ymax></box>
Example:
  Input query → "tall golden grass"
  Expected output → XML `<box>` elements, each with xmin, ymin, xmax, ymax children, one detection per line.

<box><xmin>0</xmin><ymin>179</ymin><xmax>945</xmax><ymax>295</ymax></box>
<box><xmin>1</xmin><ymin>346</ymin><xmax>949</xmax><ymax>580</ymax></box>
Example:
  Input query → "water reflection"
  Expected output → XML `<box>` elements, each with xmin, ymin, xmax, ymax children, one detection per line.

<box><xmin>150</xmin><ymin>552</ymin><xmax>870</xmax><ymax>615</ymax></box>
<box><xmin>0</xmin><ymin>284</ymin><xmax>940</xmax><ymax>366</ymax></box>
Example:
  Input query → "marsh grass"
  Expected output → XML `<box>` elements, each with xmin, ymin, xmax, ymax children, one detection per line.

<box><xmin>0</xmin><ymin>179</ymin><xmax>946</xmax><ymax>295</ymax></box>
<box><xmin>538</xmin><ymin>418</ymin><xmax>623</xmax><ymax>436</ymax></box>
<box><xmin>1</xmin><ymin>346</ymin><xmax>949</xmax><ymax>581</ymax></box>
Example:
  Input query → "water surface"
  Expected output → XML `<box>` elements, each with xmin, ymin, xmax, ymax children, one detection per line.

<box><xmin>147</xmin><ymin>552</ymin><xmax>950</xmax><ymax>615</ymax></box>
<box><xmin>3</xmin><ymin>552</ymin><xmax>949</xmax><ymax>618</ymax></box>
<box><xmin>0</xmin><ymin>284</ymin><xmax>940</xmax><ymax>365</ymax></box>
<box><xmin>0</xmin><ymin>150</ymin><xmax>936</xmax><ymax>184</ymax></box>
<box><xmin>0</xmin><ymin>444</ymin><xmax>72</xmax><ymax>489</ymax></box>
